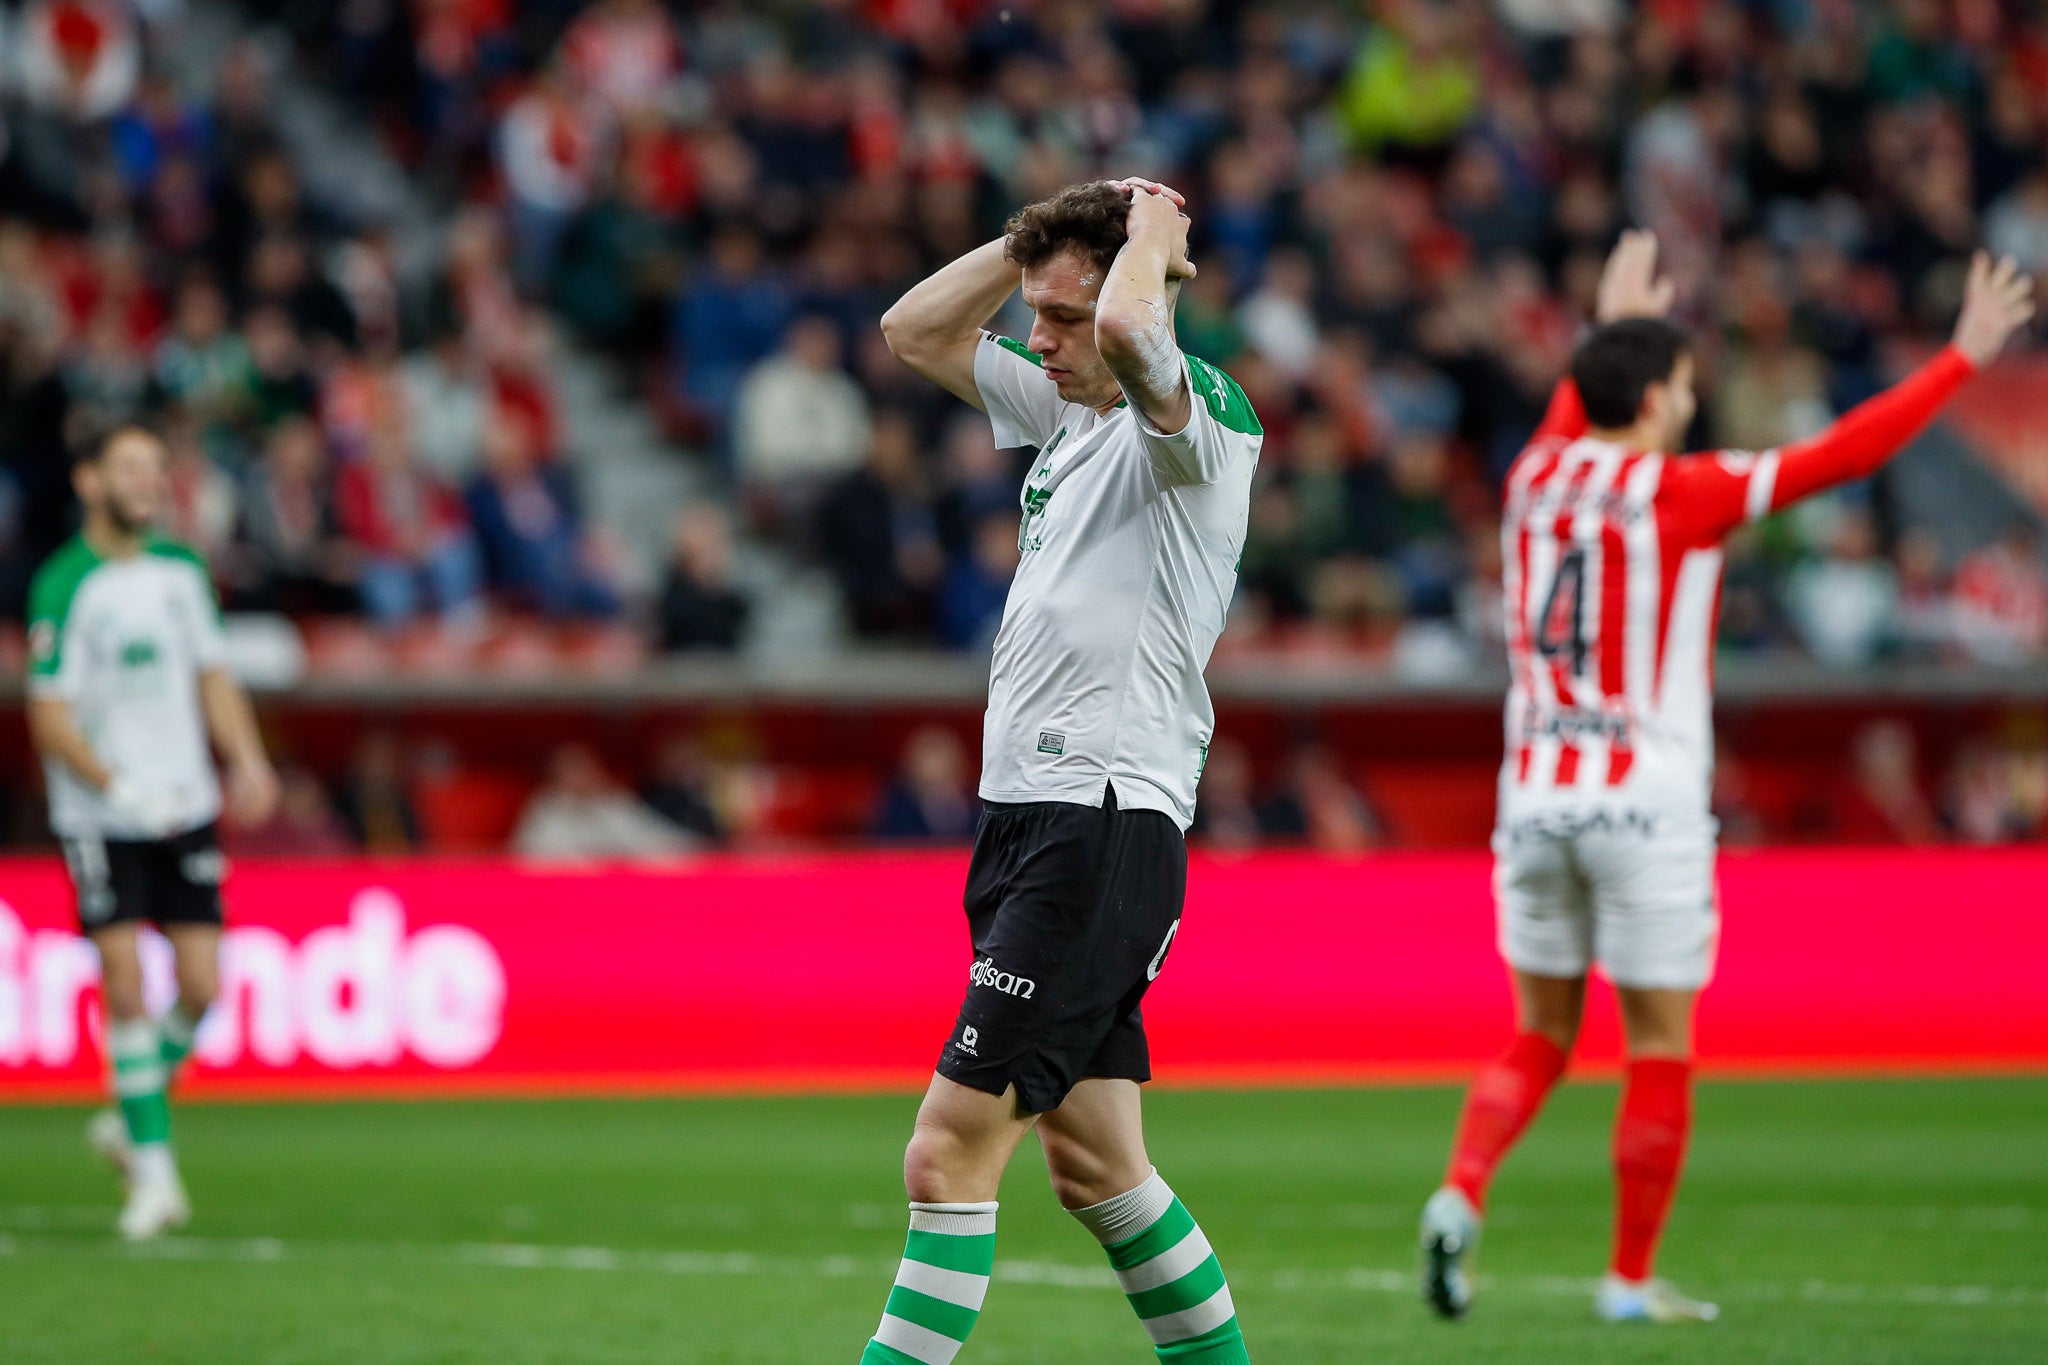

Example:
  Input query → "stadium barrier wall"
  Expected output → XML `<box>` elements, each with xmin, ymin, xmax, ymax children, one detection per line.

<box><xmin>3</xmin><ymin>848</ymin><xmax>2045</xmax><ymax>1100</ymax></box>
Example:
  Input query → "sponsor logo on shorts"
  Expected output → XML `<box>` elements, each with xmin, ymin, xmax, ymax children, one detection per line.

<box><xmin>1036</xmin><ymin>731</ymin><xmax>1065</xmax><ymax>756</ymax></box>
<box><xmin>1504</xmin><ymin>808</ymin><xmax>1662</xmax><ymax>842</ymax></box>
<box><xmin>968</xmin><ymin>956</ymin><xmax>1037</xmax><ymax>999</ymax></box>
<box><xmin>181</xmin><ymin>849</ymin><xmax>228</xmax><ymax>886</ymax></box>
<box><xmin>1147</xmin><ymin>919</ymin><xmax>1180</xmax><ymax>982</ymax></box>
<box><xmin>957</xmin><ymin>1025</ymin><xmax>979</xmax><ymax>1056</ymax></box>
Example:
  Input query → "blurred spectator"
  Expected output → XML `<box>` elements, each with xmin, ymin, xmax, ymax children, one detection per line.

<box><xmin>1951</xmin><ymin>523</ymin><xmax>2048</xmax><ymax>664</ymax></box>
<box><xmin>243</xmin><ymin>307</ymin><xmax>320</xmax><ymax>428</ymax></box>
<box><xmin>335</xmin><ymin>420</ymin><xmax>484</xmax><ymax>627</ymax></box>
<box><xmin>940</xmin><ymin>513</ymin><xmax>1020</xmax><ymax>652</ymax></box>
<box><xmin>656</xmin><ymin>506</ymin><xmax>749</xmax><ymax>652</ymax></box>
<box><xmin>235</xmin><ymin>417</ymin><xmax>356</xmax><ymax>613</ymax></box>
<box><xmin>334</xmin><ymin>730</ymin><xmax>423</xmax><ymax>854</ymax></box>
<box><xmin>497</xmin><ymin>64</ymin><xmax>604</xmax><ymax>293</ymax></box>
<box><xmin>1259</xmin><ymin>743</ymin><xmax>1384</xmax><ymax>852</ymax></box>
<box><xmin>401</xmin><ymin>329</ymin><xmax>490</xmax><ymax>483</ymax></box>
<box><xmin>155</xmin><ymin>275</ymin><xmax>254</xmax><ymax>437</ymax></box>
<box><xmin>732</xmin><ymin>314</ymin><xmax>872</xmax><ymax>505</ymax></box>
<box><xmin>513</xmin><ymin>743</ymin><xmax>695</xmax><ymax>862</ymax></box>
<box><xmin>671</xmin><ymin>227</ymin><xmax>791</xmax><ymax>434</ymax></box>
<box><xmin>160</xmin><ymin>416</ymin><xmax>237</xmax><ymax>563</ymax></box>
<box><xmin>225</xmin><ymin>764</ymin><xmax>354</xmax><ymax>858</ymax></box>
<box><xmin>1827</xmin><ymin>721</ymin><xmax>1942</xmax><ymax>845</ymax></box>
<box><xmin>1893</xmin><ymin>526</ymin><xmax>1952</xmax><ymax>660</ymax></box>
<box><xmin>13</xmin><ymin>0</ymin><xmax>141</xmax><ymax>121</ymax></box>
<box><xmin>640</xmin><ymin>732</ymin><xmax>725</xmax><ymax>845</ymax></box>
<box><xmin>817</xmin><ymin>410</ymin><xmax>943</xmax><ymax>639</ymax></box>
<box><xmin>873</xmin><ymin>726</ymin><xmax>978</xmax><ymax>843</ymax></box>
<box><xmin>465</xmin><ymin>412</ymin><xmax>618</xmax><ymax>619</ymax></box>
<box><xmin>1941</xmin><ymin>737</ymin><xmax>2043</xmax><ymax>844</ymax></box>
<box><xmin>1189</xmin><ymin>738</ymin><xmax>1261</xmax><ymax>850</ymax></box>
<box><xmin>1786</xmin><ymin>508</ymin><xmax>1899</xmax><ymax>666</ymax></box>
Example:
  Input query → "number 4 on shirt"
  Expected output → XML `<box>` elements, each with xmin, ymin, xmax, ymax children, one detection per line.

<box><xmin>1535</xmin><ymin>547</ymin><xmax>1589</xmax><ymax>676</ymax></box>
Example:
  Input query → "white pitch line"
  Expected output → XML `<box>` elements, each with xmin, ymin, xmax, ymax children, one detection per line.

<box><xmin>2</xmin><ymin>1230</ymin><xmax>2045</xmax><ymax>1311</ymax></box>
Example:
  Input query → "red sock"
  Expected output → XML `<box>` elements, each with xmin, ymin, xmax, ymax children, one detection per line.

<box><xmin>1445</xmin><ymin>1032</ymin><xmax>1569</xmax><ymax>1210</ymax></box>
<box><xmin>1611</xmin><ymin>1057</ymin><xmax>1693</xmax><ymax>1282</ymax></box>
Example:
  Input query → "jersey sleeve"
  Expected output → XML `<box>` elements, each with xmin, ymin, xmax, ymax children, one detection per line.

<box><xmin>1135</xmin><ymin>354</ymin><xmax>1263</xmax><ymax>486</ymax></box>
<box><xmin>972</xmin><ymin>331</ymin><xmax>1067</xmax><ymax>449</ymax></box>
<box><xmin>1658</xmin><ymin>345</ymin><xmax>1976</xmax><ymax>548</ymax></box>
<box><xmin>25</xmin><ymin>557</ymin><xmax>86</xmax><ymax>698</ymax></box>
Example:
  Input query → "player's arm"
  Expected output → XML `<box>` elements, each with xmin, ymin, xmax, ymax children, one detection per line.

<box><xmin>1537</xmin><ymin>230</ymin><xmax>1682</xmax><ymax>443</ymax></box>
<box><xmin>27</xmin><ymin>695</ymin><xmax>114</xmax><ymax>792</ymax></box>
<box><xmin>1665</xmin><ymin>252</ymin><xmax>2035</xmax><ymax>545</ymax></box>
<box><xmin>199</xmin><ymin>667</ymin><xmax>278</xmax><ymax>825</ymax></box>
<box><xmin>878</xmin><ymin>238</ymin><xmax>1020</xmax><ymax>408</ymax></box>
<box><xmin>1096</xmin><ymin>180</ymin><xmax>1196</xmax><ymax>438</ymax></box>
<box><xmin>1772</xmin><ymin>252</ymin><xmax>2033</xmax><ymax>505</ymax></box>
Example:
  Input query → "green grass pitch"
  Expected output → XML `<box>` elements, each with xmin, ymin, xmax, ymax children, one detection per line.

<box><xmin>4</xmin><ymin>1077</ymin><xmax>2044</xmax><ymax>1362</ymax></box>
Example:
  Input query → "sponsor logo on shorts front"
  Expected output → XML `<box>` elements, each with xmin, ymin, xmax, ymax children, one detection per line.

<box><xmin>956</xmin><ymin>1025</ymin><xmax>979</xmax><ymax>1056</ymax></box>
<box><xmin>968</xmin><ymin>956</ymin><xmax>1037</xmax><ymax>999</ymax></box>
<box><xmin>1036</xmin><ymin>731</ymin><xmax>1065</xmax><ymax>756</ymax></box>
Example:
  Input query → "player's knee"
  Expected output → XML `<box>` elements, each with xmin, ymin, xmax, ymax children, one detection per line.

<box><xmin>1040</xmin><ymin>1129</ymin><xmax>1145</xmax><ymax>1210</ymax></box>
<box><xmin>99</xmin><ymin>971</ymin><xmax>147</xmax><ymax>1021</ymax></box>
<box><xmin>902</xmin><ymin>1121</ymin><xmax>983</xmax><ymax>1204</ymax></box>
<box><xmin>174</xmin><ymin>971</ymin><xmax>218</xmax><ymax>1016</ymax></box>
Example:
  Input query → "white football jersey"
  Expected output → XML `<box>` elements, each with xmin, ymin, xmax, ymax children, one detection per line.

<box><xmin>972</xmin><ymin>331</ymin><xmax>1261</xmax><ymax>830</ymax></box>
<box><xmin>27</xmin><ymin>536</ymin><xmax>226</xmax><ymax>838</ymax></box>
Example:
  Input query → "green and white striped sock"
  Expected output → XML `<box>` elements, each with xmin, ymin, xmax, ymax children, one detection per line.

<box><xmin>861</xmin><ymin>1200</ymin><xmax>997</xmax><ymax>1365</ymax></box>
<box><xmin>106</xmin><ymin>1017</ymin><xmax>172</xmax><ymax>1149</ymax></box>
<box><xmin>1073</xmin><ymin>1170</ymin><xmax>1250</xmax><ymax>1363</ymax></box>
<box><xmin>158</xmin><ymin>1002</ymin><xmax>202</xmax><ymax>1075</ymax></box>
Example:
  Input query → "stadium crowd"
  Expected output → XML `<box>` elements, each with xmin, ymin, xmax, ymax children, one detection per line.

<box><xmin>3</xmin><ymin>0</ymin><xmax>2048</xmax><ymax>851</ymax></box>
<box><xmin>3</xmin><ymin>0</ymin><xmax>2048</xmax><ymax>666</ymax></box>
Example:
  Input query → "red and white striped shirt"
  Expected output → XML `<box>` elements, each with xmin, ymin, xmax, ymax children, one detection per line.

<box><xmin>1499</xmin><ymin>345</ymin><xmax>1977</xmax><ymax>816</ymax></box>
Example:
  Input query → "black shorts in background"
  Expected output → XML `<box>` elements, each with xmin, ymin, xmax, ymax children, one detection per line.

<box><xmin>937</xmin><ymin>785</ymin><xmax>1188</xmax><ymax>1114</ymax></box>
<box><xmin>61</xmin><ymin>823</ymin><xmax>227</xmax><ymax>934</ymax></box>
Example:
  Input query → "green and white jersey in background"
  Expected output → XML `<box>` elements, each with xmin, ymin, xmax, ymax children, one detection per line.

<box><xmin>27</xmin><ymin>535</ymin><xmax>226</xmax><ymax>839</ymax></box>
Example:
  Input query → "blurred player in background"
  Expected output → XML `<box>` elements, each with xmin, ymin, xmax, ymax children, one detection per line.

<box><xmin>1417</xmin><ymin>234</ymin><xmax>2035</xmax><ymax>1324</ymax></box>
<box><xmin>26</xmin><ymin>427</ymin><xmax>279</xmax><ymax>1240</ymax></box>
<box><xmin>859</xmin><ymin>178</ymin><xmax>1260</xmax><ymax>1364</ymax></box>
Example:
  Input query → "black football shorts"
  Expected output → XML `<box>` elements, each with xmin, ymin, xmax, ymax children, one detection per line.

<box><xmin>61</xmin><ymin>823</ymin><xmax>227</xmax><ymax>934</ymax></box>
<box><xmin>937</xmin><ymin>784</ymin><xmax>1188</xmax><ymax>1114</ymax></box>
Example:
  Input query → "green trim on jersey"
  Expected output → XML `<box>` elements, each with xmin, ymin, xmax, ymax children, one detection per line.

<box><xmin>994</xmin><ymin>334</ymin><xmax>1045</xmax><ymax>368</ymax></box>
<box><xmin>26</xmin><ymin>535</ymin><xmax>219</xmax><ymax>678</ymax></box>
<box><xmin>25</xmin><ymin>537</ymin><xmax>102</xmax><ymax>678</ymax></box>
<box><xmin>144</xmin><ymin>534</ymin><xmax>222</xmax><ymax>622</ymax></box>
<box><xmin>1185</xmin><ymin>355</ymin><xmax>1263</xmax><ymax>436</ymax></box>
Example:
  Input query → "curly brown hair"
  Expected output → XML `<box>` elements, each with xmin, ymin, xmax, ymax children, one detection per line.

<box><xmin>1003</xmin><ymin>181</ymin><xmax>1130</xmax><ymax>274</ymax></box>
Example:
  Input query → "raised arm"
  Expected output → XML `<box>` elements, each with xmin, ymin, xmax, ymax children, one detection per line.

<box><xmin>1664</xmin><ymin>251</ymin><xmax>2035</xmax><ymax>545</ymax></box>
<box><xmin>1536</xmin><ymin>230</ymin><xmax>1683</xmax><ymax>444</ymax></box>
<box><xmin>1096</xmin><ymin>180</ymin><xmax>1197</xmax><ymax>435</ymax></box>
<box><xmin>878</xmin><ymin>238</ymin><xmax>1019</xmax><ymax>408</ymax></box>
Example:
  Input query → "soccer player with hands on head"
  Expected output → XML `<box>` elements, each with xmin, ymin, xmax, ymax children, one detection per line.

<box><xmin>1417</xmin><ymin>231</ymin><xmax>2034</xmax><ymax>1325</ymax></box>
<box><xmin>26</xmin><ymin>427</ymin><xmax>280</xmax><ymax>1241</ymax></box>
<box><xmin>860</xmin><ymin>175</ymin><xmax>1260</xmax><ymax>1364</ymax></box>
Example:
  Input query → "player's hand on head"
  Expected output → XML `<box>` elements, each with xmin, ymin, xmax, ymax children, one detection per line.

<box><xmin>1596</xmin><ymin>229</ymin><xmax>1675</xmax><ymax>324</ymax></box>
<box><xmin>1110</xmin><ymin>176</ymin><xmax>1184</xmax><ymax>207</ymax></box>
<box><xmin>1115</xmin><ymin>179</ymin><xmax>1196</xmax><ymax>280</ymax></box>
<box><xmin>1952</xmin><ymin>250</ymin><xmax>2036</xmax><ymax>367</ymax></box>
